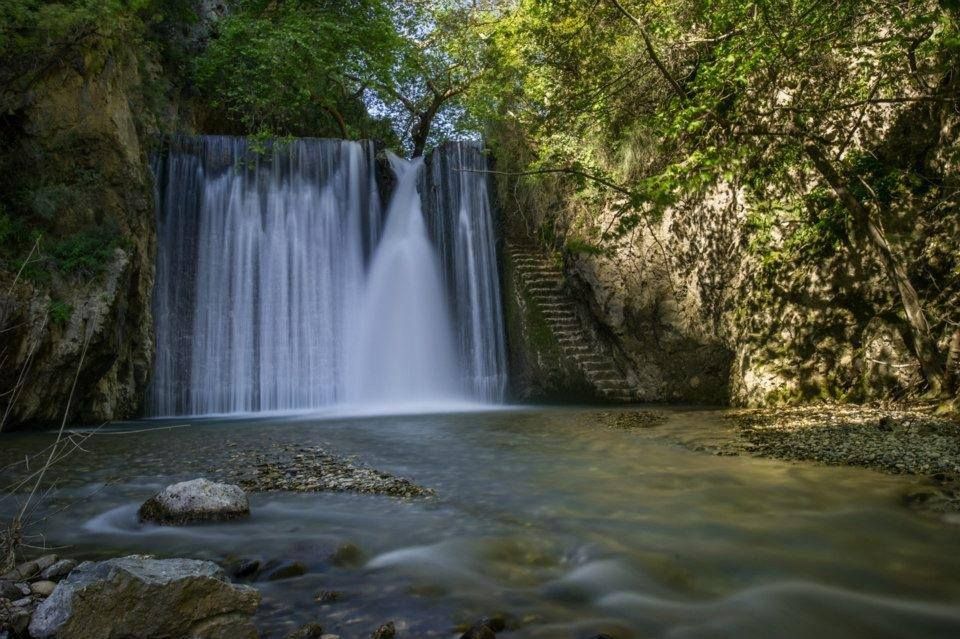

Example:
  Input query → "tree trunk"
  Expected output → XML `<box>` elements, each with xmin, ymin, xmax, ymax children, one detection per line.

<box><xmin>803</xmin><ymin>141</ymin><xmax>945</xmax><ymax>394</ymax></box>
<box><xmin>945</xmin><ymin>328</ymin><xmax>960</xmax><ymax>395</ymax></box>
<box><xmin>411</xmin><ymin>123</ymin><xmax>429</xmax><ymax>158</ymax></box>
<box><xmin>323</xmin><ymin>106</ymin><xmax>348</xmax><ymax>139</ymax></box>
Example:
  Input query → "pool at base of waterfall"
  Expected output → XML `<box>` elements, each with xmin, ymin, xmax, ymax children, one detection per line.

<box><xmin>2</xmin><ymin>407</ymin><xmax>959</xmax><ymax>639</ymax></box>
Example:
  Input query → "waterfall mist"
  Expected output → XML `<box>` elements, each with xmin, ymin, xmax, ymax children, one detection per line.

<box><xmin>150</xmin><ymin>137</ymin><xmax>507</xmax><ymax>416</ymax></box>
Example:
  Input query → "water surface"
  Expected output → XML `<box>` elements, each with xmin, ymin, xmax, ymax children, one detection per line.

<box><xmin>2</xmin><ymin>407</ymin><xmax>958</xmax><ymax>638</ymax></box>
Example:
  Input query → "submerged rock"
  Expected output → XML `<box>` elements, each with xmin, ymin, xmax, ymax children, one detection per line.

<box><xmin>459</xmin><ymin>616</ymin><xmax>506</xmax><ymax>639</ymax></box>
<box><xmin>139</xmin><ymin>478</ymin><xmax>250</xmax><ymax>525</ymax></box>
<box><xmin>267</xmin><ymin>561</ymin><xmax>307</xmax><ymax>581</ymax></box>
<box><xmin>28</xmin><ymin>555</ymin><xmax>260</xmax><ymax>639</ymax></box>
<box><xmin>371</xmin><ymin>622</ymin><xmax>396</xmax><ymax>638</ymax></box>
<box><xmin>286</xmin><ymin>622</ymin><xmax>324</xmax><ymax>638</ymax></box>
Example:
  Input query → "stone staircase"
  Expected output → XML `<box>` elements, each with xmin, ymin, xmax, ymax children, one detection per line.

<box><xmin>508</xmin><ymin>246</ymin><xmax>636</xmax><ymax>402</ymax></box>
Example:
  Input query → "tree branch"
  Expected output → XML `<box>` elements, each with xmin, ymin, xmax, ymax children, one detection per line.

<box><xmin>607</xmin><ymin>0</ymin><xmax>686</xmax><ymax>99</ymax></box>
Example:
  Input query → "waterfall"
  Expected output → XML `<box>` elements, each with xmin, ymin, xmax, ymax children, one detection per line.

<box><xmin>150</xmin><ymin>136</ymin><xmax>506</xmax><ymax>416</ymax></box>
<box><xmin>424</xmin><ymin>142</ymin><xmax>508</xmax><ymax>402</ymax></box>
<box><xmin>345</xmin><ymin>153</ymin><xmax>460</xmax><ymax>406</ymax></box>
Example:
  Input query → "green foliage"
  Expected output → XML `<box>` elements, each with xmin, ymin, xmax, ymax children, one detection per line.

<box><xmin>50</xmin><ymin>230</ymin><xmax>118</xmax><ymax>276</ymax></box>
<box><xmin>478</xmin><ymin>0</ymin><xmax>959</xmax><ymax>249</ymax></box>
<box><xmin>48</xmin><ymin>299</ymin><xmax>72</xmax><ymax>325</ymax></box>
<box><xmin>565</xmin><ymin>237</ymin><xmax>605</xmax><ymax>256</ymax></box>
<box><xmin>193</xmin><ymin>0</ymin><xmax>401</xmax><ymax>138</ymax></box>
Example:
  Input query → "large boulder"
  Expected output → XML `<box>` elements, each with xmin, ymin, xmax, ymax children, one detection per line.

<box><xmin>139</xmin><ymin>478</ymin><xmax>250</xmax><ymax>525</ymax></box>
<box><xmin>28</xmin><ymin>555</ymin><xmax>260</xmax><ymax>639</ymax></box>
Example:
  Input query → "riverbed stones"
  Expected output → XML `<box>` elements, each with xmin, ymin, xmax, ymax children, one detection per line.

<box><xmin>139</xmin><ymin>478</ymin><xmax>250</xmax><ymax>525</ymax></box>
<box><xmin>226</xmin><ymin>444</ymin><xmax>434</xmax><ymax>498</ymax></box>
<box><xmin>721</xmin><ymin>406</ymin><xmax>960</xmax><ymax>475</ymax></box>
<box><xmin>28</xmin><ymin>555</ymin><xmax>260</xmax><ymax>639</ymax></box>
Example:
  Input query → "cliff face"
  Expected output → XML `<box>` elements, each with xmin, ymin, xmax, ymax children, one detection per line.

<box><xmin>495</xmin><ymin>96</ymin><xmax>959</xmax><ymax>407</ymax></box>
<box><xmin>0</xmin><ymin>40</ymin><xmax>160</xmax><ymax>428</ymax></box>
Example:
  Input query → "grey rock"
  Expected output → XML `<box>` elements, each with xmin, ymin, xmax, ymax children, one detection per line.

<box><xmin>139</xmin><ymin>478</ymin><xmax>250</xmax><ymax>525</ymax></box>
<box><xmin>40</xmin><ymin>559</ymin><xmax>78</xmax><ymax>581</ymax></box>
<box><xmin>28</xmin><ymin>555</ymin><xmax>260</xmax><ymax>639</ymax></box>
<box><xmin>11</xmin><ymin>596</ymin><xmax>32</xmax><ymax>607</ymax></box>
<box><xmin>34</xmin><ymin>554</ymin><xmax>58</xmax><ymax>572</ymax></box>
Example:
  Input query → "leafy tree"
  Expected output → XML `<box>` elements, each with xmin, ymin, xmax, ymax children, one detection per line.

<box><xmin>479</xmin><ymin>0</ymin><xmax>960</xmax><ymax>395</ymax></box>
<box><xmin>193</xmin><ymin>0</ymin><xmax>402</xmax><ymax>139</ymax></box>
<box><xmin>361</xmin><ymin>0</ymin><xmax>502</xmax><ymax>156</ymax></box>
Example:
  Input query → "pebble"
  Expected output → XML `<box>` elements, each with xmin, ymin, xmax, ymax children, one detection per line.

<box><xmin>29</xmin><ymin>580</ymin><xmax>56</xmax><ymax>597</ymax></box>
<box><xmin>719</xmin><ymin>405</ymin><xmax>960</xmax><ymax>513</ymax></box>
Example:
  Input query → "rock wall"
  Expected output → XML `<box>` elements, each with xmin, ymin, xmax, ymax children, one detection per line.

<box><xmin>0</xmin><ymin>40</ymin><xmax>163</xmax><ymax>428</ymax></box>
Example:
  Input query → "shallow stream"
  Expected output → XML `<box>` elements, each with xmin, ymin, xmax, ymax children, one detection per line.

<box><xmin>2</xmin><ymin>407</ymin><xmax>959</xmax><ymax>638</ymax></box>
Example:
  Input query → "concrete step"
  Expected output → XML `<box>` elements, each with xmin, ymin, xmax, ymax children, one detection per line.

<box><xmin>508</xmin><ymin>242</ymin><xmax>636</xmax><ymax>404</ymax></box>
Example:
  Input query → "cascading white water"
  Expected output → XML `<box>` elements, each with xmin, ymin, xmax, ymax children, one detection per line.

<box><xmin>424</xmin><ymin>142</ymin><xmax>508</xmax><ymax>402</ymax></box>
<box><xmin>150</xmin><ymin>137</ymin><xmax>381</xmax><ymax>415</ymax></box>
<box><xmin>345</xmin><ymin>154</ymin><xmax>461</xmax><ymax>406</ymax></box>
<box><xmin>150</xmin><ymin>136</ymin><xmax>506</xmax><ymax>416</ymax></box>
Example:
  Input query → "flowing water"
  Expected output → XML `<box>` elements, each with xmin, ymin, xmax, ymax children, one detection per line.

<box><xmin>347</xmin><ymin>153</ymin><xmax>460</xmax><ymax>407</ymax></box>
<box><xmin>150</xmin><ymin>138</ymin><xmax>507</xmax><ymax>416</ymax></box>
<box><xmin>2</xmin><ymin>408</ymin><xmax>959</xmax><ymax>638</ymax></box>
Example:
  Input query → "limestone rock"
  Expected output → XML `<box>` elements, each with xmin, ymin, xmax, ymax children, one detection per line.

<box><xmin>139</xmin><ymin>478</ymin><xmax>250</xmax><ymax>525</ymax></box>
<box><xmin>28</xmin><ymin>555</ymin><xmax>260</xmax><ymax>639</ymax></box>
